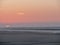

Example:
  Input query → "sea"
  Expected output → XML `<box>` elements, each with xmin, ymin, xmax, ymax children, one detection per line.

<box><xmin>0</xmin><ymin>27</ymin><xmax>60</xmax><ymax>45</ymax></box>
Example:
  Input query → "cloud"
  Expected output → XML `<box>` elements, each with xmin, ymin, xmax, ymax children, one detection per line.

<box><xmin>17</xmin><ymin>12</ymin><xmax>24</xmax><ymax>15</ymax></box>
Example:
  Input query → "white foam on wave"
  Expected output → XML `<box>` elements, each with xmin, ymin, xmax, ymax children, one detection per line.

<box><xmin>0</xmin><ymin>30</ymin><xmax>60</xmax><ymax>33</ymax></box>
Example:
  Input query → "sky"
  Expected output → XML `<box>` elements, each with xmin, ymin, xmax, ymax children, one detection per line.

<box><xmin>0</xmin><ymin>0</ymin><xmax>60</xmax><ymax>24</ymax></box>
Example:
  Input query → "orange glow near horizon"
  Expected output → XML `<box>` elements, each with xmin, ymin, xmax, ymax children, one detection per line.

<box><xmin>0</xmin><ymin>0</ymin><xmax>60</xmax><ymax>24</ymax></box>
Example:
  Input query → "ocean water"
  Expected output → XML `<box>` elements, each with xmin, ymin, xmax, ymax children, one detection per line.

<box><xmin>0</xmin><ymin>27</ymin><xmax>60</xmax><ymax>45</ymax></box>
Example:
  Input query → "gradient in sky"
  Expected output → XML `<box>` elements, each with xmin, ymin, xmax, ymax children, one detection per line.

<box><xmin>0</xmin><ymin>0</ymin><xmax>60</xmax><ymax>24</ymax></box>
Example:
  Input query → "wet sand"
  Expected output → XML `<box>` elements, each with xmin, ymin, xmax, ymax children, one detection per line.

<box><xmin>0</xmin><ymin>30</ymin><xmax>60</xmax><ymax>45</ymax></box>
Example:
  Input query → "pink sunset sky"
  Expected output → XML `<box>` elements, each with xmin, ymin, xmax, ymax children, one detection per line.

<box><xmin>0</xmin><ymin>0</ymin><xmax>60</xmax><ymax>24</ymax></box>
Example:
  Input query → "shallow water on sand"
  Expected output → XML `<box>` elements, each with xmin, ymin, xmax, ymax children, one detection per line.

<box><xmin>0</xmin><ymin>29</ymin><xmax>60</xmax><ymax>45</ymax></box>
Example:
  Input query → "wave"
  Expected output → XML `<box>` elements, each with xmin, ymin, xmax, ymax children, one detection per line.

<box><xmin>1</xmin><ymin>27</ymin><xmax>60</xmax><ymax>30</ymax></box>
